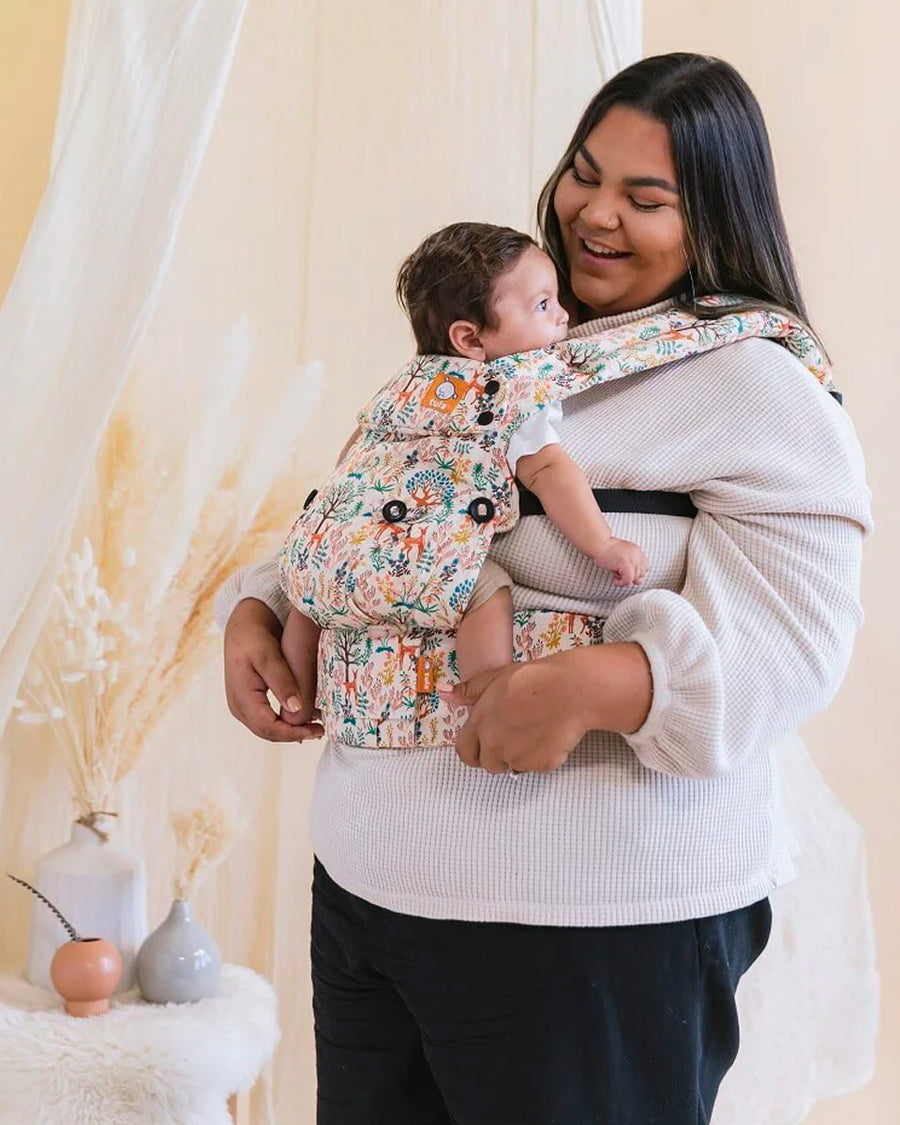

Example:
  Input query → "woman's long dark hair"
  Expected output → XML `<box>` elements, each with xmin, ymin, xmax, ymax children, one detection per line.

<box><xmin>538</xmin><ymin>53</ymin><xmax>820</xmax><ymax>340</ymax></box>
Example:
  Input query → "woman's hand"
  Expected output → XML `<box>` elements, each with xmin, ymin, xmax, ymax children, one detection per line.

<box><xmin>224</xmin><ymin>598</ymin><xmax>324</xmax><ymax>743</ymax></box>
<box><xmin>438</xmin><ymin>643</ymin><xmax>652</xmax><ymax>774</ymax></box>
<box><xmin>438</xmin><ymin>658</ymin><xmax>588</xmax><ymax>774</ymax></box>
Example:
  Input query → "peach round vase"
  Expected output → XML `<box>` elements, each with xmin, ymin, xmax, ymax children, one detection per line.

<box><xmin>50</xmin><ymin>937</ymin><xmax>123</xmax><ymax>1017</ymax></box>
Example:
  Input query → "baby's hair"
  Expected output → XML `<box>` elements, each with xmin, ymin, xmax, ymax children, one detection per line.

<box><xmin>396</xmin><ymin>222</ymin><xmax>536</xmax><ymax>355</ymax></box>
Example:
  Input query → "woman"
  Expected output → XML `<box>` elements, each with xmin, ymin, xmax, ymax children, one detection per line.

<box><xmin>217</xmin><ymin>54</ymin><xmax>872</xmax><ymax>1124</ymax></box>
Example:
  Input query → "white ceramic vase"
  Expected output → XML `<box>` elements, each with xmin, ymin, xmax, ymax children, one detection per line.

<box><xmin>25</xmin><ymin>820</ymin><xmax>147</xmax><ymax>992</ymax></box>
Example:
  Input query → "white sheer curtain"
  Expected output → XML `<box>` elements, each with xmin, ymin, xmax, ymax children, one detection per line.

<box><xmin>0</xmin><ymin>0</ymin><xmax>249</xmax><ymax>734</ymax></box>
<box><xmin>717</xmin><ymin>734</ymin><xmax>879</xmax><ymax>1124</ymax></box>
<box><xmin>587</xmin><ymin>0</ymin><xmax>642</xmax><ymax>75</ymax></box>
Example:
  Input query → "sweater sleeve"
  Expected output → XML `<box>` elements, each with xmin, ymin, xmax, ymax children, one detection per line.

<box><xmin>213</xmin><ymin>555</ymin><xmax>291</xmax><ymax>632</ymax></box>
<box><xmin>603</xmin><ymin>342</ymin><xmax>872</xmax><ymax>779</ymax></box>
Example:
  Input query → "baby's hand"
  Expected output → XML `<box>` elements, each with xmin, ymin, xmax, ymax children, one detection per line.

<box><xmin>593</xmin><ymin>538</ymin><xmax>648</xmax><ymax>587</ymax></box>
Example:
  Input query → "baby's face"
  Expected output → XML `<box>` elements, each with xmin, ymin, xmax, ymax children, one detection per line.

<box><xmin>481</xmin><ymin>246</ymin><xmax>569</xmax><ymax>360</ymax></box>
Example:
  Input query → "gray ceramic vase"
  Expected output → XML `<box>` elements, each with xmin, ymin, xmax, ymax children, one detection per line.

<box><xmin>136</xmin><ymin>899</ymin><xmax>221</xmax><ymax>1004</ymax></box>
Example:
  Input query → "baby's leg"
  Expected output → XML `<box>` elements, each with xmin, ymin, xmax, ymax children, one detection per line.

<box><xmin>455</xmin><ymin>561</ymin><xmax>514</xmax><ymax>682</ymax></box>
<box><xmin>281</xmin><ymin>608</ymin><xmax>321</xmax><ymax>725</ymax></box>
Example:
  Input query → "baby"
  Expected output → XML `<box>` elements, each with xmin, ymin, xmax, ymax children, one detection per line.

<box><xmin>280</xmin><ymin>222</ymin><xmax>647</xmax><ymax>723</ymax></box>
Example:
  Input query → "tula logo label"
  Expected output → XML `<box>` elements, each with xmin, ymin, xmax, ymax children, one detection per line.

<box><xmin>421</xmin><ymin>372</ymin><xmax>471</xmax><ymax>414</ymax></box>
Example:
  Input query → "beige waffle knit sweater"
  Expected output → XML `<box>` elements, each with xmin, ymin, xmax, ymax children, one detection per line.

<box><xmin>214</xmin><ymin>301</ymin><xmax>871</xmax><ymax>925</ymax></box>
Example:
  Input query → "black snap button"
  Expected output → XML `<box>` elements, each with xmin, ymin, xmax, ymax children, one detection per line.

<box><xmin>483</xmin><ymin>379</ymin><xmax>501</xmax><ymax>395</ymax></box>
<box><xmin>467</xmin><ymin>497</ymin><xmax>495</xmax><ymax>524</ymax></box>
<box><xmin>303</xmin><ymin>488</ymin><xmax>319</xmax><ymax>510</ymax></box>
<box><xmin>477</xmin><ymin>410</ymin><xmax>494</xmax><ymax>426</ymax></box>
<box><xmin>382</xmin><ymin>500</ymin><xmax>407</xmax><ymax>522</ymax></box>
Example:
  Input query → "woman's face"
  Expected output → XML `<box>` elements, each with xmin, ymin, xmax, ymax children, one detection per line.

<box><xmin>553</xmin><ymin>104</ymin><xmax>688</xmax><ymax>317</ymax></box>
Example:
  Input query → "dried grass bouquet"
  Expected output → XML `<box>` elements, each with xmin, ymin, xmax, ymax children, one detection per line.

<box><xmin>14</xmin><ymin>320</ymin><xmax>322</xmax><ymax>827</ymax></box>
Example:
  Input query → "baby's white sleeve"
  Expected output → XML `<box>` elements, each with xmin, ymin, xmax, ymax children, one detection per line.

<box><xmin>506</xmin><ymin>400</ymin><xmax>563</xmax><ymax>475</ymax></box>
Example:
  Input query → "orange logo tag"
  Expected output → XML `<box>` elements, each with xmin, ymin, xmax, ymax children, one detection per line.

<box><xmin>421</xmin><ymin>372</ymin><xmax>470</xmax><ymax>414</ymax></box>
<box><xmin>416</xmin><ymin>654</ymin><xmax>436</xmax><ymax>694</ymax></box>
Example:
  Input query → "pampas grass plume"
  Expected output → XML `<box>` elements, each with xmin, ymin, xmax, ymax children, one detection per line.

<box><xmin>16</xmin><ymin>322</ymin><xmax>323</xmax><ymax>818</ymax></box>
<box><xmin>172</xmin><ymin>779</ymin><xmax>245</xmax><ymax>901</ymax></box>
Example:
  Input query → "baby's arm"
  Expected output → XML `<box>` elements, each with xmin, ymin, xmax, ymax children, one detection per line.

<box><xmin>516</xmin><ymin>445</ymin><xmax>647</xmax><ymax>586</ymax></box>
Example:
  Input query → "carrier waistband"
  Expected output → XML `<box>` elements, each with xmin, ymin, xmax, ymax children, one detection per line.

<box><xmin>317</xmin><ymin>608</ymin><xmax>606</xmax><ymax>749</ymax></box>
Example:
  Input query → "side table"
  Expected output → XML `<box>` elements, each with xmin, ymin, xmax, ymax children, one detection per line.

<box><xmin>0</xmin><ymin>964</ymin><xmax>279</xmax><ymax>1124</ymax></box>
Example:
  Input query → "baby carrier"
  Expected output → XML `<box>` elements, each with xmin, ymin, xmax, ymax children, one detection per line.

<box><xmin>280</xmin><ymin>299</ymin><xmax>833</xmax><ymax>748</ymax></box>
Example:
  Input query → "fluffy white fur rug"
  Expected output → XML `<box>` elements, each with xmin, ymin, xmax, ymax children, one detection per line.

<box><xmin>0</xmin><ymin>965</ymin><xmax>279</xmax><ymax>1124</ymax></box>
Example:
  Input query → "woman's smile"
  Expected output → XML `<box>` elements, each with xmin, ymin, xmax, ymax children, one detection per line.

<box><xmin>575</xmin><ymin>229</ymin><xmax>634</xmax><ymax>270</ymax></box>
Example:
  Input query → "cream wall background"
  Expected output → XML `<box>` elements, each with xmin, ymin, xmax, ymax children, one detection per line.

<box><xmin>0</xmin><ymin>2</ymin><xmax>896</xmax><ymax>1124</ymax></box>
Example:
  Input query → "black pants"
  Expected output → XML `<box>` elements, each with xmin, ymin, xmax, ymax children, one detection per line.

<box><xmin>311</xmin><ymin>859</ymin><xmax>772</xmax><ymax>1125</ymax></box>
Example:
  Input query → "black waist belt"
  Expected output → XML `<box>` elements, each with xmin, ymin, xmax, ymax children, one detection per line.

<box><xmin>517</xmin><ymin>485</ymin><xmax>697</xmax><ymax>519</ymax></box>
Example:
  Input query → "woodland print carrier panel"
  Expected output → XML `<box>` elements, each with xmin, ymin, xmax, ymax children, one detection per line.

<box><xmin>280</xmin><ymin>300</ymin><xmax>833</xmax><ymax>748</ymax></box>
